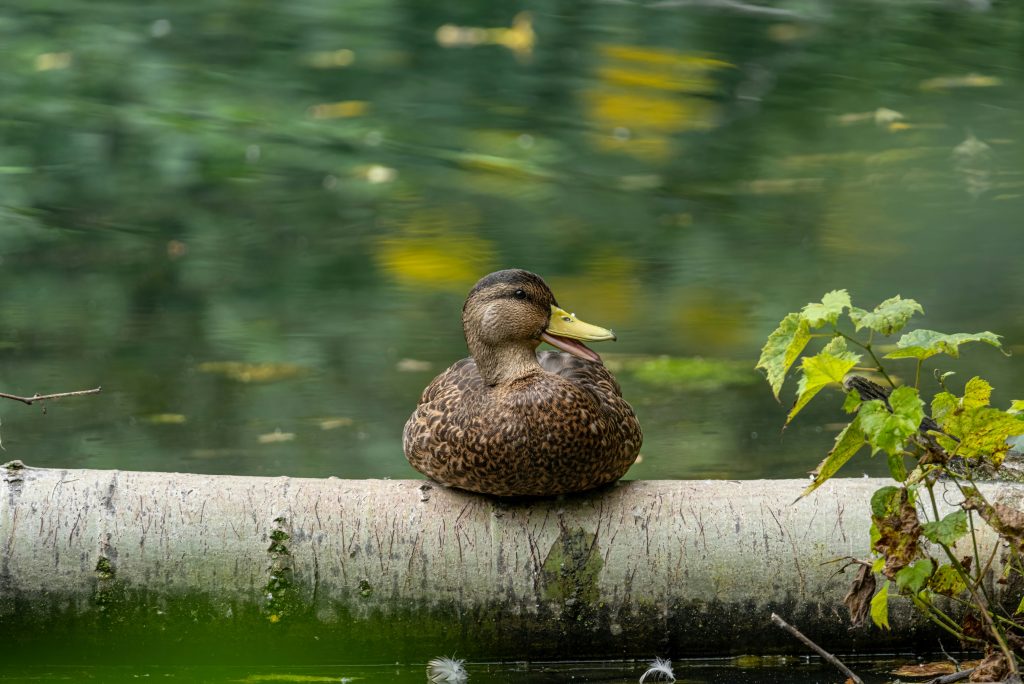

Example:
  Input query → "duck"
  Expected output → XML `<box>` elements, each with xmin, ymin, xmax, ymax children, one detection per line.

<box><xmin>403</xmin><ymin>269</ymin><xmax>642</xmax><ymax>496</ymax></box>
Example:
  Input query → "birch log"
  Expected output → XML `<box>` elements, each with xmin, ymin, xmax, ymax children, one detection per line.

<box><xmin>1</xmin><ymin>460</ymin><xmax>1020</xmax><ymax>664</ymax></box>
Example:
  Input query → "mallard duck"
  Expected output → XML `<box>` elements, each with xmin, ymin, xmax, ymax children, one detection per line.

<box><xmin>403</xmin><ymin>269</ymin><xmax>642</xmax><ymax>496</ymax></box>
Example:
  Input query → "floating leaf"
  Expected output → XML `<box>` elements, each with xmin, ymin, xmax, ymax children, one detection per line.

<box><xmin>627</xmin><ymin>356</ymin><xmax>756</xmax><ymax>390</ymax></box>
<box><xmin>802</xmin><ymin>418</ymin><xmax>866</xmax><ymax>498</ymax></box>
<box><xmin>318</xmin><ymin>417</ymin><xmax>353</xmax><ymax>430</ymax></box>
<box><xmin>801</xmin><ymin>289</ymin><xmax>851</xmax><ymax>327</ymax></box>
<box><xmin>849</xmin><ymin>296</ymin><xmax>923</xmax><ymax>336</ymax></box>
<box><xmin>258</xmin><ymin>429</ymin><xmax>296</xmax><ymax>444</ymax></box>
<box><xmin>891</xmin><ymin>661</ymin><xmax>958</xmax><ymax>677</ymax></box>
<box><xmin>895</xmin><ymin>558</ymin><xmax>933</xmax><ymax>593</ymax></box>
<box><xmin>928</xmin><ymin>564</ymin><xmax>967</xmax><ymax>596</ymax></box>
<box><xmin>859</xmin><ymin>387</ymin><xmax>924</xmax><ymax>456</ymax></box>
<box><xmin>787</xmin><ymin>349</ymin><xmax>860</xmax><ymax>424</ymax></box>
<box><xmin>141</xmin><ymin>413</ymin><xmax>187</xmax><ymax>425</ymax></box>
<box><xmin>885</xmin><ymin>330</ymin><xmax>1002</xmax><ymax>361</ymax></box>
<box><xmin>922</xmin><ymin>510</ymin><xmax>968</xmax><ymax>546</ymax></box>
<box><xmin>870</xmin><ymin>580</ymin><xmax>891</xmax><ymax>630</ymax></box>
<box><xmin>756</xmin><ymin>313</ymin><xmax>811</xmax><ymax>399</ymax></box>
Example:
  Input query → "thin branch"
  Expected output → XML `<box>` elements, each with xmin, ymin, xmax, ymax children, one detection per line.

<box><xmin>924</xmin><ymin>668</ymin><xmax>974</xmax><ymax>684</ymax></box>
<box><xmin>0</xmin><ymin>387</ymin><xmax>102</xmax><ymax>406</ymax></box>
<box><xmin>770</xmin><ymin>612</ymin><xmax>863</xmax><ymax>684</ymax></box>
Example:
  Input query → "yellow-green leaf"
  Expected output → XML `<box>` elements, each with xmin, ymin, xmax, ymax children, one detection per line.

<box><xmin>801</xmin><ymin>289</ymin><xmax>851</xmax><ymax>327</ymax></box>
<box><xmin>786</xmin><ymin>350</ymin><xmax>861</xmax><ymax>424</ymax></box>
<box><xmin>849</xmin><ymin>296</ymin><xmax>923</xmax><ymax>336</ymax></box>
<box><xmin>928</xmin><ymin>564</ymin><xmax>967</xmax><ymax>597</ymax></box>
<box><xmin>871</xmin><ymin>581</ymin><xmax>891</xmax><ymax>629</ymax></box>
<box><xmin>801</xmin><ymin>417</ymin><xmax>866</xmax><ymax>498</ymax></box>
<box><xmin>1009</xmin><ymin>400</ymin><xmax>1024</xmax><ymax>415</ymax></box>
<box><xmin>756</xmin><ymin>313</ymin><xmax>811</xmax><ymax>400</ymax></box>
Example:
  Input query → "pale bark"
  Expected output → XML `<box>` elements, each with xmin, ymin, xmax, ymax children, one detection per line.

<box><xmin>1</xmin><ymin>461</ymin><xmax>1020</xmax><ymax>662</ymax></box>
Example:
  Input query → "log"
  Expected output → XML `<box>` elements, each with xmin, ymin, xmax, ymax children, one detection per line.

<box><xmin>1</xmin><ymin>460</ymin><xmax>1019</xmax><ymax>665</ymax></box>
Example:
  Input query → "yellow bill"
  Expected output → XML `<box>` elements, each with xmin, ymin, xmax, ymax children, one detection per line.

<box><xmin>541</xmin><ymin>305</ymin><xmax>616</xmax><ymax>363</ymax></box>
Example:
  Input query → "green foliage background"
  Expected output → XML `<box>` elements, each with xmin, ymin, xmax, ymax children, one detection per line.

<box><xmin>2</xmin><ymin>0</ymin><xmax>1024</xmax><ymax>479</ymax></box>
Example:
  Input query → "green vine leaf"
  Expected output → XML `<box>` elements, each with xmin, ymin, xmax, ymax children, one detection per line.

<box><xmin>801</xmin><ymin>289</ymin><xmax>851</xmax><ymax>327</ymax></box>
<box><xmin>885</xmin><ymin>329</ymin><xmax>1002</xmax><ymax>361</ymax></box>
<box><xmin>757</xmin><ymin>313</ymin><xmax>811</xmax><ymax>400</ymax></box>
<box><xmin>842</xmin><ymin>389</ymin><xmax>862</xmax><ymax>414</ymax></box>
<box><xmin>859</xmin><ymin>387</ymin><xmax>924</xmax><ymax>456</ymax></box>
<box><xmin>801</xmin><ymin>417</ymin><xmax>866</xmax><ymax>498</ymax></box>
<box><xmin>870</xmin><ymin>580</ymin><xmax>891</xmax><ymax>630</ymax></box>
<box><xmin>895</xmin><ymin>558</ymin><xmax>933</xmax><ymax>594</ymax></box>
<box><xmin>921</xmin><ymin>510</ymin><xmax>969</xmax><ymax>546</ymax></box>
<box><xmin>786</xmin><ymin>348</ymin><xmax>861</xmax><ymax>425</ymax></box>
<box><xmin>849</xmin><ymin>296</ymin><xmax>923</xmax><ymax>336</ymax></box>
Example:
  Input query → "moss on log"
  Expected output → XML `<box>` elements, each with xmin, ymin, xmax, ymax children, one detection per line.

<box><xmin>0</xmin><ymin>461</ymin><xmax>1019</xmax><ymax>664</ymax></box>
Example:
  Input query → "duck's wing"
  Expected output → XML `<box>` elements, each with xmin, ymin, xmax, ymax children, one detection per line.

<box><xmin>417</xmin><ymin>357</ymin><xmax>484</xmax><ymax>404</ymax></box>
<box><xmin>537</xmin><ymin>350</ymin><xmax>624</xmax><ymax>399</ymax></box>
<box><xmin>403</xmin><ymin>358</ymin><xmax>486</xmax><ymax>482</ymax></box>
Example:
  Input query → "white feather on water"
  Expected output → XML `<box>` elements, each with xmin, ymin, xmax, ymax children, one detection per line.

<box><xmin>427</xmin><ymin>656</ymin><xmax>468</xmax><ymax>683</ymax></box>
<box><xmin>639</xmin><ymin>657</ymin><xmax>676</xmax><ymax>683</ymax></box>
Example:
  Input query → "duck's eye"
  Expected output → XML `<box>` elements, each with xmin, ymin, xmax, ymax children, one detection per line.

<box><xmin>513</xmin><ymin>289</ymin><xmax>527</xmax><ymax>300</ymax></box>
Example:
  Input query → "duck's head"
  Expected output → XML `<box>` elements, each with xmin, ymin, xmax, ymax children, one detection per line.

<box><xmin>462</xmin><ymin>269</ymin><xmax>616</xmax><ymax>384</ymax></box>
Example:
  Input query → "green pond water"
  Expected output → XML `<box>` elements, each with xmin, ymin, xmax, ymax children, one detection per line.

<box><xmin>3</xmin><ymin>0</ymin><xmax>1024</xmax><ymax>679</ymax></box>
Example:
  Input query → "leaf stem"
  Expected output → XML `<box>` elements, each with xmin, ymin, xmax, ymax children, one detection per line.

<box><xmin>838</xmin><ymin>332</ymin><xmax>896</xmax><ymax>388</ymax></box>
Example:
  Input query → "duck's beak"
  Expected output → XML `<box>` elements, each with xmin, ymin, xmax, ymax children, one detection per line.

<box><xmin>540</xmin><ymin>305</ymin><xmax>616</xmax><ymax>364</ymax></box>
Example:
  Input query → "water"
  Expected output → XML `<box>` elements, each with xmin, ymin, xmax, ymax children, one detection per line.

<box><xmin>2</xmin><ymin>0</ymin><xmax>1023</xmax><ymax>678</ymax></box>
<box><xmin>0</xmin><ymin>657</ymin><xmax>923</xmax><ymax>683</ymax></box>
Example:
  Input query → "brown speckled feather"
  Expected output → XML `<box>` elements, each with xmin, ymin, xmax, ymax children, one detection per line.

<box><xmin>403</xmin><ymin>350</ymin><xmax>642</xmax><ymax>497</ymax></box>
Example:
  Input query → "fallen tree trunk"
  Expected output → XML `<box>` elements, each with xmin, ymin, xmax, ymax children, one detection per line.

<box><xmin>0</xmin><ymin>461</ymin><xmax>1019</xmax><ymax>664</ymax></box>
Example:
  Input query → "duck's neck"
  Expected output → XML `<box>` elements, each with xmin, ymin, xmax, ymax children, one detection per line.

<box><xmin>469</xmin><ymin>341</ymin><xmax>542</xmax><ymax>387</ymax></box>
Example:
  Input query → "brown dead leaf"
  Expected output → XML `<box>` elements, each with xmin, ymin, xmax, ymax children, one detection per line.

<box><xmin>970</xmin><ymin>650</ymin><xmax>1009</xmax><ymax>682</ymax></box>
<box><xmin>965</xmin><ymin>494</ymin><xmax>1024</xmax><ymax>550</ymax></box>
<box><xmin>892</xmin><ymin>661</ymin><xmax>955</xmax><ymax>677</ymax></box>
<box><xmin>873</xmin><ymin>490</ymin><xmax>923</xmax><ymax>579</ymax></box>
<box><xmin>842</xmin><ymin>563</ymin><xmax>876</xmax><ymax>627</ymax></box>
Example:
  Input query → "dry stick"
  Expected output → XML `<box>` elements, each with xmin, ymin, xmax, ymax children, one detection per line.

<box><xmin>770</xmin><ymin>612</ymin><xmax>864</xmax><ymax>684</ymax></box>
<box><xmin>924</xmin><ymin>669</ymin><xmax>974</xmax><ymax>684</ymax></box>
<box><xmin>0</xmin><ymin>387</ymin><xmax>102</xmax><ymax>406</ymax></box>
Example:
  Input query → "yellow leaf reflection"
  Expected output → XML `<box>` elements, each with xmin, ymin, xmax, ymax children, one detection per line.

<box><xmin>585</xmin><ymin>44</ymin><xmax>731</xmax><ymax>161</ymax></box>
<box><xmin>919</xmin><ymin>73</ymin><xmax>1002</xmax><ymax>91</ymax></box>
<box><xmin>199</xmin><ymin>361</ymin><xmax>305</xmax><ymax>383</ymax></box>
<box><xmin>308</xmin><ymin>101</ymin><xmax>369</xmax><ymax>119</ymax></box>
<box><xmin>306</xmin><ymin>49</ymin><xmax>355</xmax><ymax>68</ymax></box>
<box><xmin>141</xmin><ymin>413</ymin><xmax>187</xmax><ymax>425</ymax></box>
<box><xmin>377</xmin><ymin>206</ymin><xmax>495</xmax><ymax>292</ymax></box>
<box><xmin>436</xmin><ymin>12</ymin><xmax>534</xmax><ymax>60</ymax></box>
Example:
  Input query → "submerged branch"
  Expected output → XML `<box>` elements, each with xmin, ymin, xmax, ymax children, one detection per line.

<box><xmin>770</xmin><ymin>612</ymin><xmax>863</xmax><ymax>684</ymax></box>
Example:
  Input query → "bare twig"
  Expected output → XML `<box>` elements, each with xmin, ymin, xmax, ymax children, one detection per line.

<box><xmin>0</xmin><ymin>387</ymin><xmax>102</xmax><ymax>406</ymax></box>
<box><xmin>923</xmin><ymin>668</ymin><xmax>974</xmax><ymax>684</ymax></box>
<box><xmin>770</xmin><ymin>612</ymin><xmax>863</xmax><ymax>684</ymax></box>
